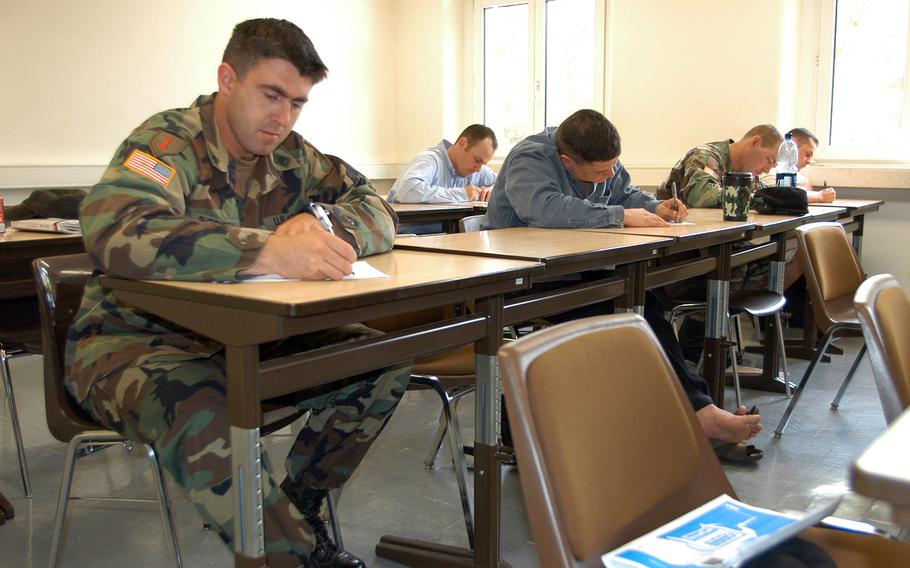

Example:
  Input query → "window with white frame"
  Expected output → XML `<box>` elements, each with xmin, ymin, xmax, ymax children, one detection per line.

<box><xmin>818</xmin><ymin>0</ymin><xmax>910</xmax><ymax>161</ymax></box>
<box><xmin>475</xmin><ymin>0</ymin><xmax>603</xmax><ymax>154</ymax></box>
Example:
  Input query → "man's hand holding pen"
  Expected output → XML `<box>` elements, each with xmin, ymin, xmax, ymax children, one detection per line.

<box><xmin>656</xmin><ymin>198</ymin><xmax>688</xmax><ymax>223</ymax></box>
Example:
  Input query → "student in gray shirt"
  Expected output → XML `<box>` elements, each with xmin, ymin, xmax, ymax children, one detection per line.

<box><xmin>483</xmin><ymin>109</ymin><xmax>762</xmax><ymax>448</ymax></box>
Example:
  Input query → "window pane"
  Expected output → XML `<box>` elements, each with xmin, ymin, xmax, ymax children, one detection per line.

<box><xmin>545</xmin><ymin>0</ymin><xmax>596</xmax><ymax>127</ymax></box>
<box><xmin>484</xmin><ymin>3</ymin><xmax>530</xmax><ymax>150</ymax></box>
<box><xmin>830</xmin><ymin>0</ymin><xmax>908</xmax><ymax>150</ymax></box>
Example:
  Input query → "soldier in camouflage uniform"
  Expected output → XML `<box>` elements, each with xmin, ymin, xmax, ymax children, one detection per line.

<box><xmin>65</xmin><ymin>19</ymin><xmax>409</xmax><ymax>568</ymax></box>
<box><xmin>655</xmin><ymin>126</ymin><xmax>784</xmax><ymax>391</ymax></box>
<box><xmin>655</xmin><ymin>124</ymin><xmax>782</xmax><ymax>208</ymax></box>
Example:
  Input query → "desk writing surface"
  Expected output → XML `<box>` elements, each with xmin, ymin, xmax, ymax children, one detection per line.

<box><xmin>0</xmin><ymin>227</ymin><xmax>83</xmax><ymax>247</ymax></box>
<box><xmin>587</xmin><ymin>208</ymin><xmax>754</xmax><ymax>243</ymax></box>
<box><xmin>102</xmin><ymin>249</ymin><xmax>542</xmax><ymax>317</ymax></box>
<box><xmin>743</xmin><ymin>206</ymin><xmax>844</xmax><ymax>235</ymax></box>
<box><xmin>812</xmin><ymin>198</ymin><xmax>884</xmax><ymax>213</ymax></box>
<box><xmin>394</xmin><ymin>227</ymin><xmax>672</xmax><ymax>264</ymax></box>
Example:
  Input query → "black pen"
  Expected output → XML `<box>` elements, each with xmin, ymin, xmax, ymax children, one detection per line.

<box><xmin>671</xmin><ymin>181</ymin><xmax>680</xmax><ymax>222</ymax></box>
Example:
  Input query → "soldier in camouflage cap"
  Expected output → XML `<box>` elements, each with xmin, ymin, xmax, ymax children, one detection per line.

<box><xmin>66</xmin><ymin>18</ymin><xmax>408</xmax><ymax>568</ymax></box>
<box><xmin>655</xmin><ymin>125</ymin><xmax>782</xmax><ymax>208</ymax></box>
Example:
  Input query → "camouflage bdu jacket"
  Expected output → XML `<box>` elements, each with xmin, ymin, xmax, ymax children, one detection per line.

<box><xmin>655</xmin><ymin>140</ymin><xmax>760</xmax><ymax>208</ymax></box>
<box><xmin>65</xmin><ymin>93</ymin><xmax>398</xmax><ymax>403</ymax></box>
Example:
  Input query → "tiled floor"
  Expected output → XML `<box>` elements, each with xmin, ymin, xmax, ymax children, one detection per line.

<box><xmin>0</xmin><ymin>333</ymin><xmax>902</xmax><ymax>567</ymax></box>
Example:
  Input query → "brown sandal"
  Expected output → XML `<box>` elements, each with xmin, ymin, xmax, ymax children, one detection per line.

<box><xmin>712</xmin><ymin>440</ymin><xmax>764</xmax><ymax>464</ymax></box>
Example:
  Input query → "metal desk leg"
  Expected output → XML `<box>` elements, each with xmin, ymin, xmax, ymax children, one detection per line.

<box><xmin>376</xmin><ymin>296</ymin><xmax>507</xmax><ymax>567</ymax></box>
<box><xmin>705</xmin><ymin>278</ymin><xmax>730</xmax><ymax>405</ymax></box>
<box><xmin>759</xmin><ymin>255</ymin><xmax>786</xmax><ymax>385</ymax></box>
<box><xmin>226</xmin><ymin>346</ymin><xmax>267</xmax><ymax>568</ymax></box>
<box><xmin>474</xmin><ymin>352</ymin><xmax>503</xmax><ymax>567</ymax></box>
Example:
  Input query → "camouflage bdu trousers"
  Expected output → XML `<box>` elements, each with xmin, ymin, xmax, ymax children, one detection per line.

<box><xmin>82</xmin><ymin>323</ymin><xmax>411</xmax><ymax>567</ymax></box>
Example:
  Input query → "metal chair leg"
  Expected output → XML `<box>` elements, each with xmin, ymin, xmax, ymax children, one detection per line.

<box><xmin>410</xmin><ymin>375</ymin><xmax>474</xmax><ymax>548</ymax></box>
<box><xmin>147</xmin><ymin>445</ymin><xmax>182</xmax><ymax>568</ymax></box>
<box><xmin>733</xmin><ymin>314</ymin><xmax>745</xmax><ymax>360</ymax></box>
<box><xmin>727</xmin><ymin>315</ymin><xmax>742</xmax><ymax>409</ymax></box>
<box><xmin>423</xmin><ymin>407</ymin><xmax>448</xmax><ymax>468</ymax></box>
<box><xmin>50</xmin><ymin>431</ymin><xmax>122</xmax><ymax>568</ymax></box>
<box><xmin>831</xmin><ymin>343</ymin><xmax>867</xmax><ymax>410</ymax></box>
<box><xmin>441</xmin><ymin>388</ymin><xmax>474</xmax><ymax>549</ymax></box>
<box><xmin>326</xmin><ymin>488</ymin><xmax>343</xmax><ymax>550</ymax></box>
<box><xmin>772</xmin><ymin>312</ymin><xmax>793</xmax><ymax>397</ymax></box>
<box><xmin>49</xmin><ymin>436</ymin><xmax>82</xmax><ymax>568</ymax></box>
<box><xmin>774</xmin><ymin>327</ymin><xmax>838</xmax><ymax>438</ymax></box>
<box><xmin>1</xmin><ymin>348</ymin><xmax>31</xmax><ymax>497</ymax></box>
<box><xmin>421</xmin><ymin>383</ymin><xmax>474</xmax><ymax>469</ymax></box>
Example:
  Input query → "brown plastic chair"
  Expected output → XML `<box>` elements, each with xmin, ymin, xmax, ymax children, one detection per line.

<box><xmin>498</xmin><ymin>313</ymin><xmax>910</xmax><ymax>567</ymax></box>
<box><xmin>774</xmin><ymin>222</ymin><xmax>868</xmax><ymax>437</ymax></box>
<box><xmin>853</xmin><ymin>274</ymin><xmax>910</xmax><ymax>425</ymax></box>
<box><xmin>0</xmin><ymin>297</ymin><xmax>42</xmax><ymax>497</ymax></box>
<box><xmin>33</xmin><ymin>254</ymin><xmax>182</xmax><ymax>568</ymax></box>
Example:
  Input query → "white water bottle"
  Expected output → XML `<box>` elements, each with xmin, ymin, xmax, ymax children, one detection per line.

<box><xmin>775</xmin><ymin>133</ymin><xmax>799</xmax><ymax>187</ymax></box>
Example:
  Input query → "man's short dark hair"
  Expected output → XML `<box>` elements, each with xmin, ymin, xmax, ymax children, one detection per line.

<box><xmin>741</xmin><ymin>124</ymin><xmax>783</xmax><ymax>149</ymax></box>
<box><xmin>223</xmin><ymin>19</ymin><xmax>328</xmax><ymax>82</ymax></box>
<box><xmin>457</xmin><ymin>124</ymin><xmax>498</xmax><ymax>151</ymax></box>
<box><xmin>555</xmin><ymin>109</ymin><xmax>621</xmax><ymax>163</ymax></box>
<box><xmin>786</xmin><ymin>127</ymin><xmax>820</xmax><ymax>147</ymax></box>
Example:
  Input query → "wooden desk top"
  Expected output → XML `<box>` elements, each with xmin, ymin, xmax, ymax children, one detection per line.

<box><xmin>586</xmin><ymin>208</ymin><xmax>754</xmax><ymax>244</ymax></box>
<box><xmin>394</xmin><ymin>227</ymin><xmax>672</xmax><ymax>266</ymax></box>
<box><xmin>102</xmin><ymin>249</ymin><xmax>542</xmax><ymax>317</ymax></box>
<box><xmin>811</xmin><ymin>198</ymin><xmax>884</xmax><ymax>213</ymax></box>
<box><xmin>0</xmin><ymin>228</ymin><xmax>83</xmax><ymax>247</ymax></box>
<box><xmin>851</xmin><ymin>408</ymin><xmax>910</xmax><ymax>526</ymax></box>
<box><xmin>740</xmin><ymin>206</ymin><xmax>845</xmax><ymax>237</ymax></box>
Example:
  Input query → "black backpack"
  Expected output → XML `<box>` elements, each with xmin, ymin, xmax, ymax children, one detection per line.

<box><xmin>752</xmin><ymin>185</ymin><xmax>809</xmax><ymax>215</ymax></box>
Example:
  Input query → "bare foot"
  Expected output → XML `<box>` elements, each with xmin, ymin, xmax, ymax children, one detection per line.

<box><xmin>696</xmin><ymin>404</ymin><xmax>762</xmax><ymax>443</ymax></box>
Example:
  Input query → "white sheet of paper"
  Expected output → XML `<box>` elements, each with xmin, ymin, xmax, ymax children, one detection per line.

<box><xmin>668</xmin><ymin>221</ymin><xmax>696</xmax><ymax>226</ymax></box>
<box><xmin>237</xmin><ymin>261</ymin><xmax>389</xmax><ymax>283</ymax></box>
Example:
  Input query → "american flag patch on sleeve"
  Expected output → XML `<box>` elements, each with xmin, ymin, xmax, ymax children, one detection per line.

<box><xmin>124</xmin><ymin>148</ymin><xmax>176</xmax><ymax>187</ymax></box>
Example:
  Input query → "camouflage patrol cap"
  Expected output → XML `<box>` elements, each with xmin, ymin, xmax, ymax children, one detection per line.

<box><xmin>6</xmin><ymin>188</ymin><xmax>87</xmax><ymax>220</ymax></box>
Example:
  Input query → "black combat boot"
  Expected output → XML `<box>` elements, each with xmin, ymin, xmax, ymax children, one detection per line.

<box><xmin>280</xmin><ymin>479</ymin><xmax>365</xmax><ymax>568</ymax></box>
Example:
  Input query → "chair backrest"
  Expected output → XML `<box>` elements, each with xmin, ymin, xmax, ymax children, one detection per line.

<box><xmin>794</xmin><ymin>222</ymin><xmax>865</xmax><ymax>332</ymax></box>
<box><xmin>458</xmin><ymin>214</ymin><xmax>485</xmax><ymax>233</ymax></box>
<box><xmin>32</xmin><ymin>253</ymin><xmax>98</xmax><ymax>442</ymax></box>
<box><xmin>498</xmin><ymin>313</ymin><xmax>733</xmax><ymax>567</ymax></box>
<box><xmin>854</xmin><ymin>274</ymin><xmax>910</xmax><ymax>424</ymax></box>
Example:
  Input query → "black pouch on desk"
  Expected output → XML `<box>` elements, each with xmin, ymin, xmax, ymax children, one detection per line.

<box><xmin>752</xmin><ymin>185</ymin><xmax>809</xmax><ymax>215</ymax></box>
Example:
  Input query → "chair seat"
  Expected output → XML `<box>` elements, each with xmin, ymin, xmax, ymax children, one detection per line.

<box><xmin>729</xmin><ymin>289</ymin><xmax>786</xmax><ymax>317</ymax></box>
<box><xmin>800</xmin><ymin>526</ymin><xmax>910</xmax><ymax>566</ymax></box>
<box><xmin>413</xmin><ymin>343</ymin><xmax>475</xmax><ymax>377</ymax></box>
<box><xmin>823</xmin><ymin>294</ymin><xmax>861</xmax><ymax>328</ymax></box>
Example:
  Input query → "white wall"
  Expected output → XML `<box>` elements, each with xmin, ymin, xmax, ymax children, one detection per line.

<box><xmin>0</xmin><ymin>0</ymin><xmax>400</xmax><ymax>197</ymax></box>
<box><xmin>607</xmin><ymin>0</ymin><xmax>802</xmax><ymax>177</ymax></box>
<box><xmin>2</xmin><ymin>0</ymin><xmax>906</xmax><ymax>191</ymax></box>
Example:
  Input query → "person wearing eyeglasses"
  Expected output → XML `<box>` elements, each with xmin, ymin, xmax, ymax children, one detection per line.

<box><xmin>760</xmin><ymin>127</ymin><xmax>837</xmax><ymax>203</ymax></box>
<box><xmin>655</xmin><ymin>125</ymin><xmax>783</xmax><ymax>207</ymax></box>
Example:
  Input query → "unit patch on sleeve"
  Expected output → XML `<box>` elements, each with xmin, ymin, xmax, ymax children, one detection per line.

<box><xmin>124</xmin><ymin>148</ymin><xmax>176</xmax><ymax>187</ymax></box>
